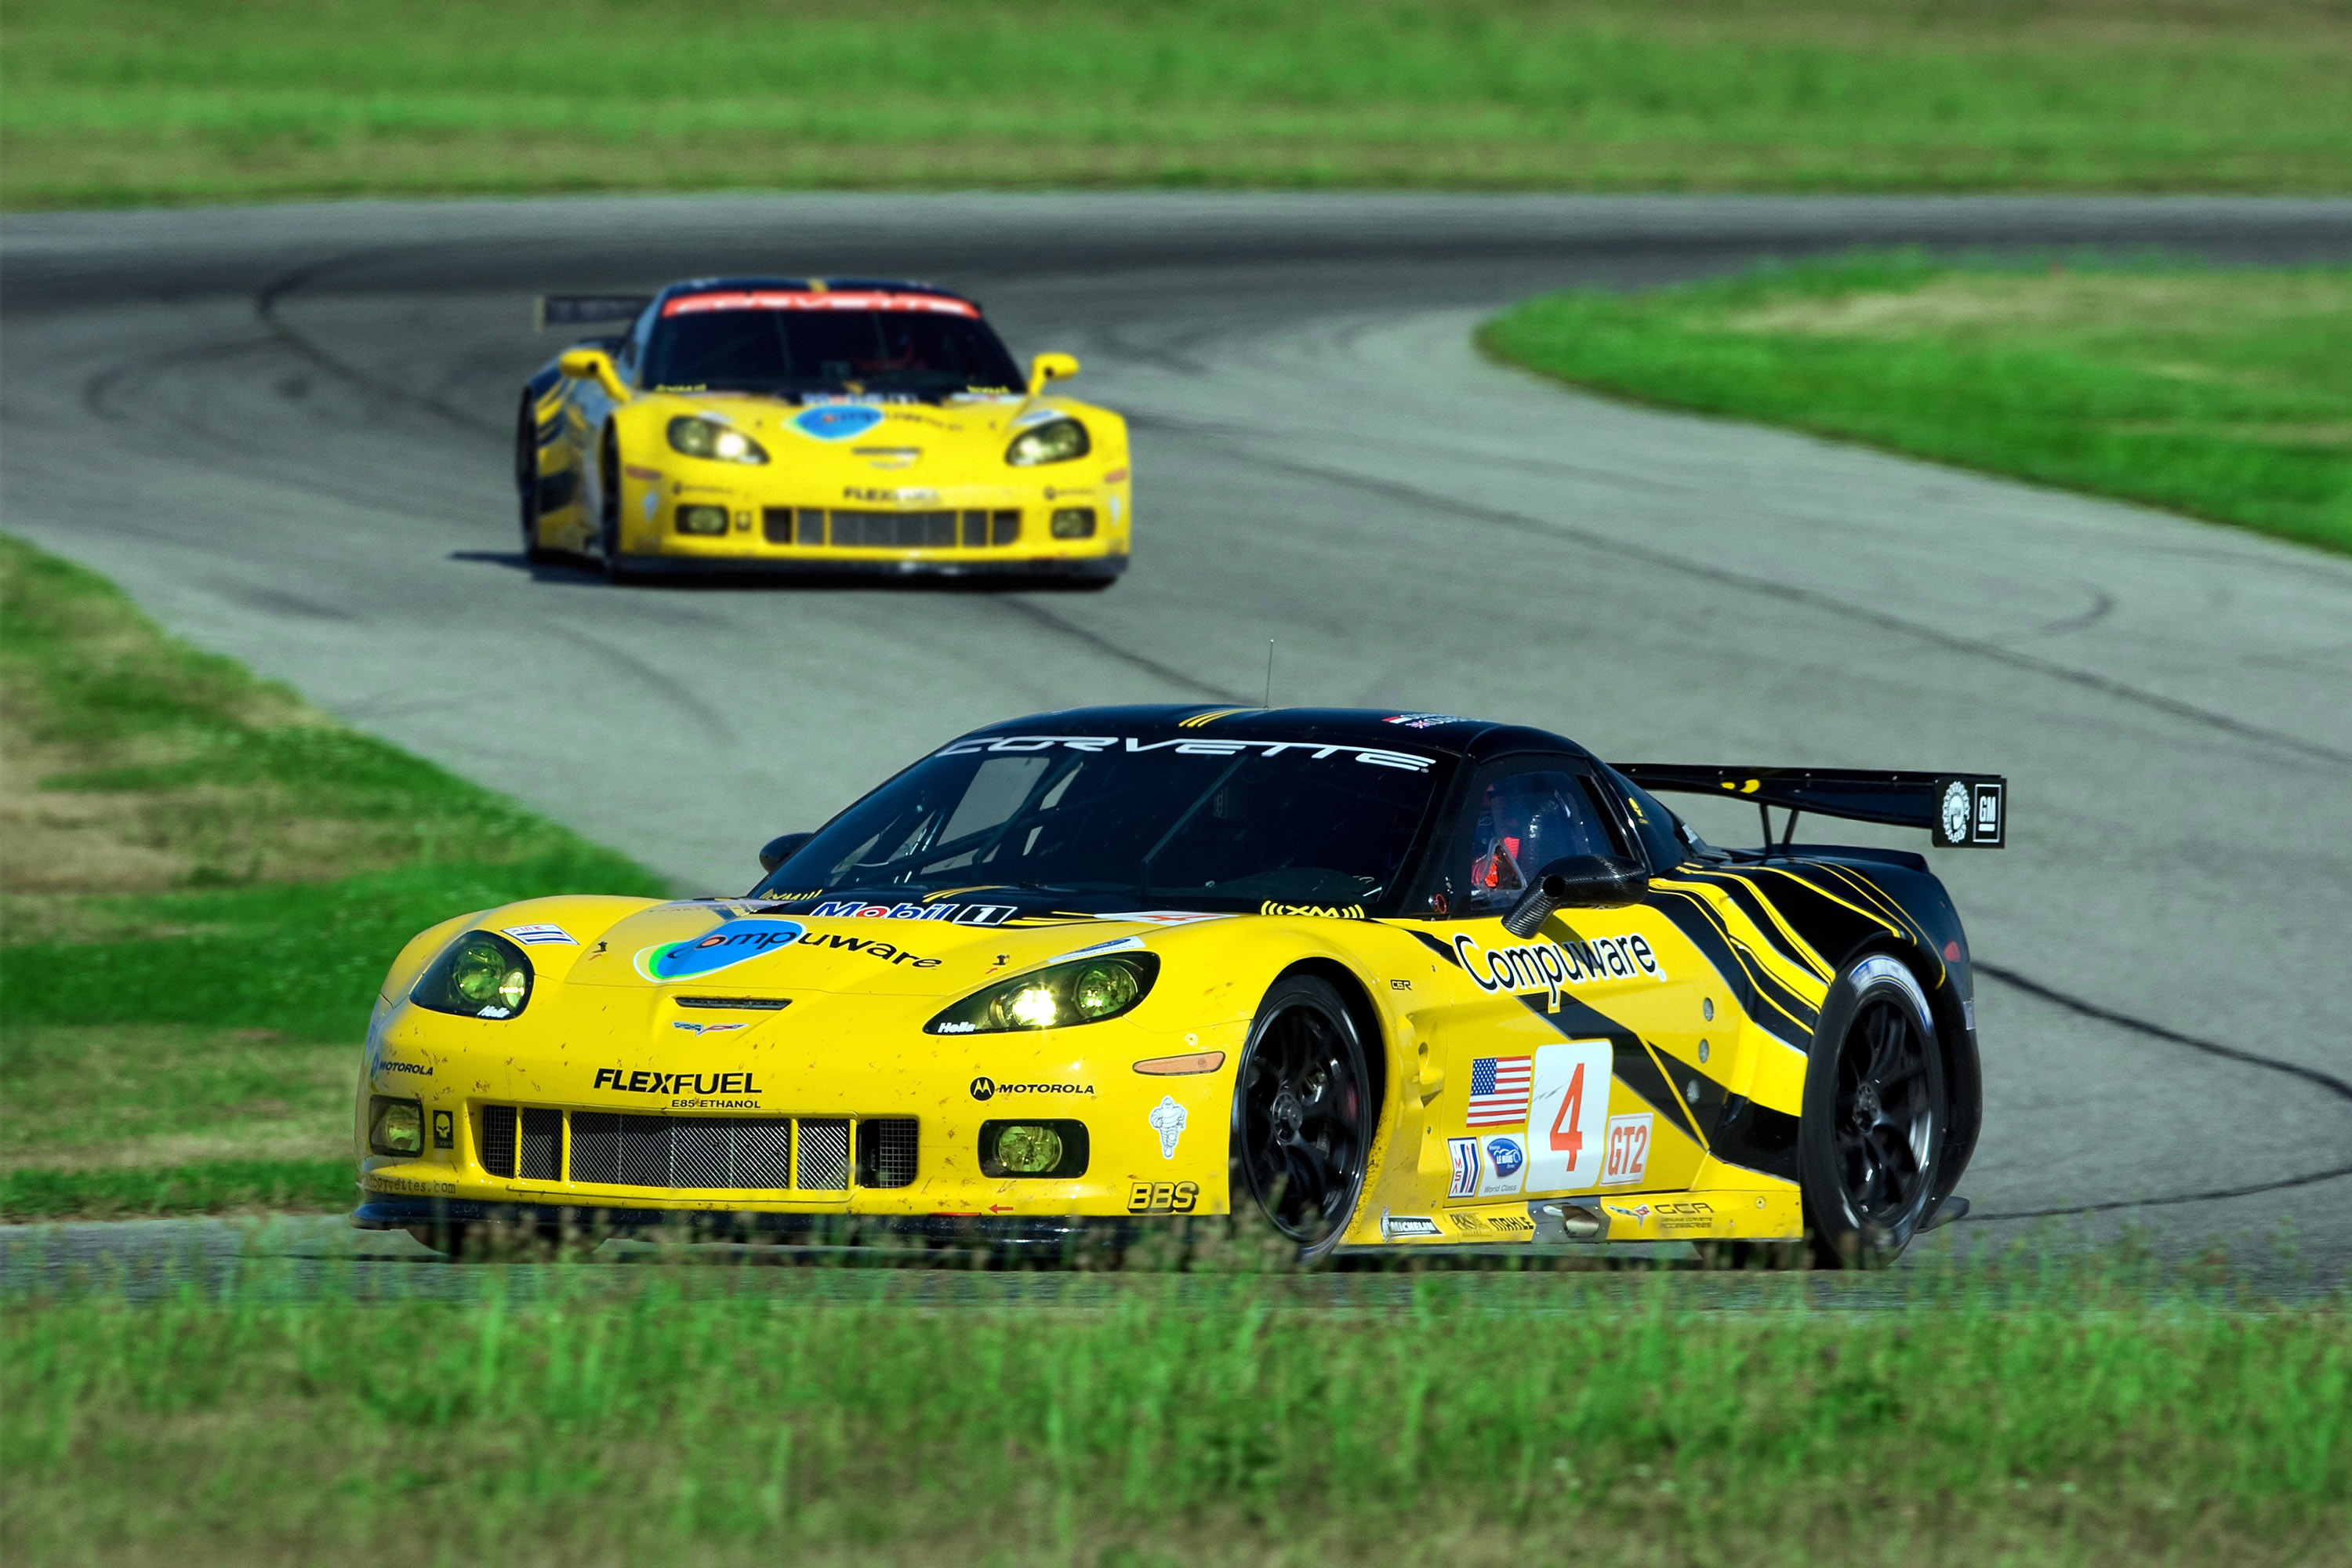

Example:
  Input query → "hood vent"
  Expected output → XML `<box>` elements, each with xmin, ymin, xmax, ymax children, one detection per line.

<box><xmin>674</xmin><ymin>996</ymin><xmax>791</xmax><ymax>1011</ymax></box>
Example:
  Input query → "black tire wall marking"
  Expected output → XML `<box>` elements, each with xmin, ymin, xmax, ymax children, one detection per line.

<box><xmin>1970</xmin><ymin>961</ymin><xmax>2352</xmax><ymax>1221</ymax></box>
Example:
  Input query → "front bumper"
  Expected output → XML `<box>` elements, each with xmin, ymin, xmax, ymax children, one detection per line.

<box><xmin>353</xmin><ymin>1195</ymin><xmax>1147</xmax><ymax>1254</ymax></box>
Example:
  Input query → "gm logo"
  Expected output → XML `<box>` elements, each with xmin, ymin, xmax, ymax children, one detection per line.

<box><xmin>970</xmin><ymin>1076</ymin><xmax>996</xmax><ymax>1102</ymax></box>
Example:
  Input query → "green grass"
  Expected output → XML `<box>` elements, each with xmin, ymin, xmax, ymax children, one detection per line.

<box><xmin>0</xmin><ymin>536</ymin><xmax>665</xmax><ymax>1217</ymax></box>
<box><xmin>1480</xmin><ymin>254</ymin><xmax>2352</xmax><ymax>555</ymax></box>
<box><xmin>5</xmin><ymin>0</ymin><xmax>2351</xmax><ymax>208</ymax></box>
<box><xmin>3</xmin><ymin>1264</ymin><xmax>2346</xmax><ymax>1565</ymax></box>
<box><xmin>0</xmin><ymin>1159</ymin><xmax>350</xmax><ymax>1221</ymax></box>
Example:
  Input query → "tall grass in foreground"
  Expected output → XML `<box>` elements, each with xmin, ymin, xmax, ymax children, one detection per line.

<box><xmin>5</xmin><ymin>1261</ymin><xmax>2347</xmax><ymax>1565</ymax></box>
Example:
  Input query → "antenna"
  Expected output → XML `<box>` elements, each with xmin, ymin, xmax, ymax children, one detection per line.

<box><xmin>1264</xmin><ymin>641</ymin><xmax>1276</xmax><ymax>709</ymax></box>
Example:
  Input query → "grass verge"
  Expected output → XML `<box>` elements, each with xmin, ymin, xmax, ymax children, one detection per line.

<box><xmin>5</xmin><ymin>0</ymin><xmax>2351</xmax><ymax>208</ymax></box>
<box><xmin>1480</xmin><ymin>254</ymin><xmax>2352</xmax><ymax>555</ymax></box>
<box><xmin>0</xmin><ymin>536</ymin><xmax>663</xmax><ymax>1218</ymax></box>
<box><xmin>4</xmin><ymin>1263</ymin><xmax>2346</xmax><ymax>1565</ymax></box>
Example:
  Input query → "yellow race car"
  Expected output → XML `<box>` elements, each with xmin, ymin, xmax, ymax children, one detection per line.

<box><xmin>352</xmin><ymin>706</ymin><xmax>2004</xmax><ymax>1265</ymax></box>
<box><xmin>515</xmin><ymin>280</ymin><xmax>1131</xmax><ymax>583</ymax></box>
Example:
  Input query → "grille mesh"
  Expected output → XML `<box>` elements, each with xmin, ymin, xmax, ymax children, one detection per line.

<box><xmin>761</xmin><ymin>506</ymin><xmax>1021</xmax><ymax>550</ymax></box>
<box><xmin>521</xmin><ymin>1108</ymin><xmax>562</xmax><ymax>1181</ymax></box>
<box><xmin>481</xmin><ymin>1105</ymin><xmax>517</xmax><ymax>1178</ymax></box>
<box><xmin>797</xmin><ymin>1119</ymin><xmax>851</xmax><ymax>1190</ymax></box>
<box><xmin>506</xmin><ymin>1108</ymin><xmax>887</xmax><ymax>1191</ymax></box>
<box><xmin>859</xmin><ymin>1118</ymin><xmax>920</xmax><ymax>1189</ymax></box>
<box><xmin>829</xmin><ymin>510</ymin><xmax>956</xmax><ymax>548</ymax></box>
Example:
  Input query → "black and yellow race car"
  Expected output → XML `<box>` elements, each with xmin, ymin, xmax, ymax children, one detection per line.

<box><xmin>354</xmin><ymin>706</ymin><xmax>2002</xmax><ymax>1265</ymax></box>
<box><xmin>516</xmin><ymin>278</ymin><xmax>1131</xmax><ymax>583</ymax></box>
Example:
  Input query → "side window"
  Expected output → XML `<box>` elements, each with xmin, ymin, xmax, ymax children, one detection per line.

<box><xmin>1447</xmin><ymin>763</ymin><xmax>1628</xmax><ymax>916</ymax></box>
<box><xmin>1606</xmin><ymin>767</ymin><xmax>1687</xmax><ymax>874</ymax></box>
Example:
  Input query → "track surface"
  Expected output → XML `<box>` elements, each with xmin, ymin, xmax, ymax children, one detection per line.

<box><xmin>5</xmin><ymin>194</ymin><xmax>2351</xmax><ymax>1290</ymax></box>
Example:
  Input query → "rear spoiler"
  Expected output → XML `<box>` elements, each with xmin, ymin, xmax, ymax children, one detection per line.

<box><xmin>535</xmin><ymin>294</ymin><xmax>655</xmax><ymax>332</ymax></box>
<box><xmin>1614</xmin><ymin>765</ymin><xmax>2006</xmax><ymax>849</ymax></box>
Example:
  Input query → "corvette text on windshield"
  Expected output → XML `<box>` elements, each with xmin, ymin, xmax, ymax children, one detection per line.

<box><xmin>935</xmin><ymin>735</ymin><xmax>1435</xmax><ymax>772</ymax></box>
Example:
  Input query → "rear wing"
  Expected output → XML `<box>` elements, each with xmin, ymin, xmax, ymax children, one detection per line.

<box><xmin>534</xmin><ymin>294</ymin><xmax>655</xmax><ymax>332</ymax></box>
<box><xmin>1614</xmin><ymin>765</ymin><xmax>2006</xmax><ymax>849</ymax></box>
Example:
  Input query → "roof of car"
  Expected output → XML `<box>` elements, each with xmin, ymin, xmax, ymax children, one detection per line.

<box><xmin>656</xmin><ymin>277</ymin><xmax>979</xmax><ymax>308</ymax></box>
<box><xmin>953</xmin><ymin>705</ymin><xmax>1592</xmax><ymax>764</ymax></box>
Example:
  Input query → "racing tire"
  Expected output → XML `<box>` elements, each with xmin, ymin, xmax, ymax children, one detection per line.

<box><xmin>514</xmin><ymin>394</ymin><xmax>555</xmax><ymax>565</ymax></box>
<box><xmin>1798</xmin><ymin>953</ymin><xmax>1950</xmax><ymax>1269</ymax></box>
<box><xmin>598</xmin><ymin>430</ymin><xmax>637</xmax><ymax>585</ymax></box>
<box><xmin>1229</xmin><ymin>973</ymin><xmax>1374</xmax><ymax>1265</ymax></box>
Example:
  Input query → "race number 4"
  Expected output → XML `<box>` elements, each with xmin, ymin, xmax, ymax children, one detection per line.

<box><xmin>1523</xmin><ymin>1039</ymin><xmax>1613</xmax><ymax>1194</ymax></box>
<box><xmin>1599</xmin><ymin>1112</ymin><xmax>1653</xmax><ymax>1186</ymax></box>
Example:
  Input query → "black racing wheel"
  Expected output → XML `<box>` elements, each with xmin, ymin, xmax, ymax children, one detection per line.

<box><xmin>597</xmin><ymin>429</ymin><xmax>633</xmax><ymax>584</ymax></box>
<box><xmin>1798</xmin><ymin>953</ymin><xmax>1950</xmax><ymax>1268</ymax></box>
<box><xmin>1229</xmin><ymin>973</ymin><xmax>1373</xmax><ymax>1263</ymax></box>
<box><xmin>515</xmin><ymin>394</ymin><xmax>554</xmax><ymax>564</ymax></box>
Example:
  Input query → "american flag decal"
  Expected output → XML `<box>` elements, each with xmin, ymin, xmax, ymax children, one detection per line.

<box><xmin>1466</xmin><ymin>1054</ymin><xmax>1533</xmax><ymax>1127</ymax></box>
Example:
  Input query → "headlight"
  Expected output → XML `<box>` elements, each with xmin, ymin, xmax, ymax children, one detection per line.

<box><xmin>1005</xmin><ymin>418</ymin><xmax>1089</xmax><ymax>467</ymax></box>
<box><xmin>668</xmin><ymin>416</ymin><xmax>769</xmax><ymax>465</ymax></box>
<box><xmin>412</xmin><ymin>931</ymin><xmax>535</xmax><ymax>1019</ymax></box>
<box><xmin>369</xmin><ymin>1095</ymin><xmax>423</xmax><ymax>1156</ymax></box>
<box><xmin>927</xmin><ymin>953</ymin><xmax>1159</xmax><ymax>1034</ymax></box>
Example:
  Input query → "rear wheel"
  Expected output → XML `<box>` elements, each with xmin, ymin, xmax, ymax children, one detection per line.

<box><xmin>515</xmin><ymin>394</ymin><xmax>554</xmax><ymax>564</ymax></box>
<box><xmin>1229</xmin><ymin>974</ymin><xmax>1373</xmax><ymax>1264</ymax></box>
<box><xmin>1799</xmin><ymin>953</ymin><xmax>1949</xmax><ymax>1268</ymax></box>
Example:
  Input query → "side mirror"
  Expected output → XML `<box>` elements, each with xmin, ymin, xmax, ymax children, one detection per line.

<box><xmin>1501</xmin><ymin>855</ymin><xmax>1650</xmax><ymax>938</ymax></box>
<box><xmin>557</xmin><ymin>347</ymin><xmax>631</xmax><ymax>404</ymax></box>
<box><xmin>1026</xmin><ymin>351</ymin><xmax>1080</xmax><ymax>397</ymax></box>
<box><xmin>757</xmin><ymin>832</ymin><xmax>815</xmax><ymax>877</ymax></box>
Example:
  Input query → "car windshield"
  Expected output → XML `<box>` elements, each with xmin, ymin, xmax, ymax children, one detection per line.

<box><xmin>643</xmin><ymin>299</ymin><xmax>1022</xmax><ymax>398</ymax></box>
<box><xmin>753</xmin><ymin>737</ymin><xmax>1450</xmax><ymax>910</ymax></box>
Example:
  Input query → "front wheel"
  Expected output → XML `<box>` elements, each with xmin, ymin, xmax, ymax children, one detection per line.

<box><xmin>1229</xmin><ymin>973</ymin><xmax>1373</xmax><ymax>1265</ymax></box>
<box><xmin>515</xmin><ymin>393</ymin><xmax>555</xmax><ymax>564</ymax></box>
<box><xmin>598</xmin><ymin>430</ymin><xmax>637</xmax><ymax>584</ymax></box>
<box><xmin>1798</xmin><ymin>953</ymin><xmax>1950</xmax><ymax>1268</ymax></box>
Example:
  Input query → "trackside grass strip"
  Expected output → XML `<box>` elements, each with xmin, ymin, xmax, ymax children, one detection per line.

<box><xmin>5</xmin><ymin>0</ymin><xmax>2350</xmax><ymax>208</ymax></box>
<box><xmin>4</xmin><ymin>1265</ymin><xmax>2346</xmax><ymax>1566</ymax></box>
<box><xmin>1481</xmin><ymin>255</ymin><xmax>2352</xmax><ymax>556</ymax></box>
<box><xmin>0</xmin><ymin>536</ymin><xmax>664</xmax><ymax>1215</ymax></box>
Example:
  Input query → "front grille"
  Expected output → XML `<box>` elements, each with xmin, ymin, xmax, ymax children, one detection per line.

<box><xmin>481</xmin><ymin>1105</ymin><xmax>517</xmax><ymax>1178</ymax></box>
<box><xmin>481</xmin><ymin>1105</ymin><xmax>905</xmax><ymax>1192</ymax></box>
<box><xmin>762</xmin><ymin>506</ymin><xmax>1021</xmax><ymax>549</ymax></box>
<box><xmin>521</xmin><ymin>1108</ymin><xmax>561</xmax><ymax>1181</ymax></box>
<box><xmin>857</xmin><ymin>1118</ymin><xmax>920</xmax><ymax>1189</ymax></box>
<box><xmin>831</xmin><ymin>509</ymin><xmax>957</xmax><ymax>548</ymax></box>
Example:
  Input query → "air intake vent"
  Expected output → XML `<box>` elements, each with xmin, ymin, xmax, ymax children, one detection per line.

<box><xmin>858</xmin><ymin>1118</ymin><xmax>920</xmax><ymax>1189</ymax></box>
<box><xmin>674</xmin><ymin>996</ymin><xmax>791</xmax><ymax>1011</ymax></box>
<box><xmin>481</xmin><ymin>1105</ymin><xmax>517</xmax><ymax>1178</ymax></box>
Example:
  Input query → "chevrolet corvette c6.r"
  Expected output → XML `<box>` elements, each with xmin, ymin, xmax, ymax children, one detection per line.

<box><xmin>516</xmin><ymin>278</ymin><xmax>1131</xmax><ymax>583</ymax></box>
<box><xmin>353</xmin><ymin>706</ymin><xmax>2004</xmax><ymax>1265</ymax></box>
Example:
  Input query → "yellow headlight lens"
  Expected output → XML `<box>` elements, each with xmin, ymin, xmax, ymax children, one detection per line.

<box><xmin>994</xmin><ymin>1123</ymin><xmax>1065</xmax><ymax>1174</ymax></box>
<box><xmin>928</xmin><ymin>953</ymin><xmax>1160</xmax><ymax>1035</ymax></box>
<box><xmin>1006</xmin><ymin>418</ymin><xmax>1090</xmax><ymax>467</ymax></box>
<box><xmin>413</xmin><ymin>931</ymin><xmax>535</xmax><ymax>1019</ymax></box>
<box><xmin>667</xmin><ymin>416</ymin><xmax>769</xmax><ymax>465</ymax></box>
<box><xmin>369</xmin><ymin>1095</ymin><xmax>423</xmax><ymax>1156</ymax></box>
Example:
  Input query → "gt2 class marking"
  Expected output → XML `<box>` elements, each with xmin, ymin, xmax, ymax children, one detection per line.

<box><xmin>937</xmin><ymin>735</ymin><xmax>1434</xmax><ymax>771</ymax></box>
<box><xmin>1601</xmin><ymin>1112</ymin><xmax>1653</xmax><ymax>1185</ymax></box>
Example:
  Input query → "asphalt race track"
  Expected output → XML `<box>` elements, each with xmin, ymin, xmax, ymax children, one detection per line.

<box><xmin>5</xmin><ymin>194</ymin><xmax>2351</xmax><ymax>1290</ymax></box>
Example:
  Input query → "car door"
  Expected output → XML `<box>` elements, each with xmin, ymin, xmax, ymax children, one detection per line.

<box><xmin>1413</xmin><ymin>756</ymin><xmax>1715</xmax><ymax>1211</ymax></box>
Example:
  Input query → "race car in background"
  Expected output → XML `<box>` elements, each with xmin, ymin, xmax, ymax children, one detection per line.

<box><xmin>517</xmin><ymin>279</ymin><xmax>1131</xmax><ymax>583</ymax></box>
<box><xmin>354</xmin><ymin>706</ymin><xmax>2004</xmax><ymax>1266</ymax></box>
